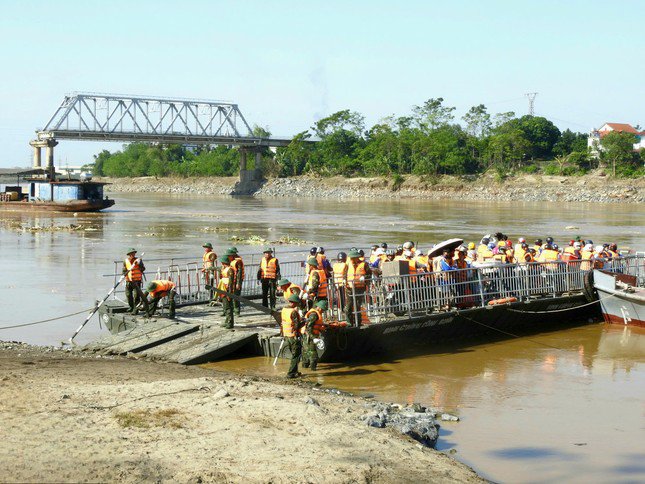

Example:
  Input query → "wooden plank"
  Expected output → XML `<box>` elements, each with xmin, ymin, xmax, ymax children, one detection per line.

<box><xmin>83</xmin><ymin>321</ymin><xmax>175</xmax><ymax>351</ymax></box>
<box><xmin>140</xmin><ymin>325</ymin><xmax>228</xmax><ymax>360</ymax></box>
<box><xmin>102</xmin><ymin>323</ymin><xmax>200</xmax><ymax>355</ymax></box>
<box><xmin>173</xmin><ymin>331</ymin><xmax>260</xmax><ymax>365</ymax></box>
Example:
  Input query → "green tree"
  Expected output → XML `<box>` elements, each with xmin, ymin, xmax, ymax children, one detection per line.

<box><xmin>553</xmin><ymin>129</ymin><xmax>588</xmax><ymax>156</ymax></box>
<box><xmin>601</xmin><ymin>131</ymin><xmax>637</xmax><ymax>176</ymax></box>
<box><xmin>311</xmin><ymin>110</ymin><xmax>365</xmax><ymax>138</ymax></box>
<box><xmin>275</xmin><ymin>131</ymin><xmax>314</xmax><ymax>176</ymax></box>
<box><xmin>92</xmin><ymin>149</ymin><xmax>111</xmax><ymax>176</ymax></box>
<box><xmin>411</xmin><ymin>97</ymin><xmax>455</xmax><ymax>132</ymax></box>
<box><xmin>462</xmin><ymin>104</ymin><xmax>492</xmax><ymax>138</ymax></box>
<box><xmin>516</xmin><ymin>115</ymin><xmax>561</xmax><ymax>159</ymax></box>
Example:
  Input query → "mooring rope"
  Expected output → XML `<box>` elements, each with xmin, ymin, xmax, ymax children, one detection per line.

<box><xmin>458</xmin><ymin>313</ymin><xmax>569</xmax><ymax>351</ymax></box>
<box><xmin>0</xmin><ymin>308</ymin><xmax>94</xmax><ymax>331</ymax></box>
<box><xmin>506</xmin><ymin>291</ymin><xmax>621</xmax><ymax>314</ymax></box>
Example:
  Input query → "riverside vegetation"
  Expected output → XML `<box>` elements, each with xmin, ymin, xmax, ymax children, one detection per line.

<box><xmin>90</xmin><ymin>98</ymin><xmax>645</xmax><ymax>180</ymax></box>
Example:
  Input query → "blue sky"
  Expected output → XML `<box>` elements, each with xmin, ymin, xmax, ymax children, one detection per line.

<box><xmin>0</xmin><ymin>0</ymin><xmax>642</xmax><ymax>167</ymax></box>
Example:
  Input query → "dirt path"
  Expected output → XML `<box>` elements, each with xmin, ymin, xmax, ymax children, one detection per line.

<box><xmin>0</xmin><ymin>343</ymin><xmax>482</xmax><ymax>483</ymax></box>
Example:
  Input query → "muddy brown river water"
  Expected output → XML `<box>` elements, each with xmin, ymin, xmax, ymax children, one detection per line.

<box><xmin>1</xmin><ymin>192</ymin><xmax>644</xmax><ymax>483</ymax></box>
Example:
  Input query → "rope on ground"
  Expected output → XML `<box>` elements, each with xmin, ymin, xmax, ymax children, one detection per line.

<box><xmin>82</xmin><ymin>386</ymin><xmax>213</xmax><ymax>410</ymax></box>
<box><xmin>0</xmin><ymin>308</ymin><xmax>95</xmax><ymax>331</ymax></box>
<box><xmin>458</xmin><ymin>313</ymin><xmax>568</xmax><ymax>351</ymax></box>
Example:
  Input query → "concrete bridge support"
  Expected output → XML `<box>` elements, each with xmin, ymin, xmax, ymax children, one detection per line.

<box><xmin>29</xmin><ymin>139</ymin><xmax>58</xmax><ymax>177</ymax></box>
<box><xmin>235</xmin><ymin>147</ymin><xmax>264</xmax><ymax>195</ymax></box>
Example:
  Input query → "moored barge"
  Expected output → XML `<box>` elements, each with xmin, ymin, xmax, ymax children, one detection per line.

<box><xmin>93</xmin><ymin>253</ymin><xmax>645</xmax><ymax>363</ymax></box>
<box><xmin>0</xmin><ymin>168</ymin><xmax>114</xmax><ymax>212</ymax></box>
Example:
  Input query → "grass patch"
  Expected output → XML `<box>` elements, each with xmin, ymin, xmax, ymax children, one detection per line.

<box><xmin>115</xmin><ymin>408</ymin><xmax>185</xmax><ymax>429</ymax></box>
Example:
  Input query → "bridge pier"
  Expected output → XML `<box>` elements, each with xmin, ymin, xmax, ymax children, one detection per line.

<box><xmin>234</xmin><ymin>147</ymin><xmax>264</xmax><ymax>195</ymax></box>
<box><xmin>29</xmin><ymin>140</ymin><xmax>45</xmax><ymax>169</ymax></box>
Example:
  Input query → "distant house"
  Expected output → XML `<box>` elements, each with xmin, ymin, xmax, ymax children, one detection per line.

<box><xmin>588</xmin><ymin>123</ymin><xmax>645</xmax><ymax>156</ymax></box>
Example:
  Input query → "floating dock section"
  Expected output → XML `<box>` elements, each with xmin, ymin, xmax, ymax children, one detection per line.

<box><xmin>85</xmin><ymin>304</ymin><xmax>281</xmax><ymax>364</ymax></box>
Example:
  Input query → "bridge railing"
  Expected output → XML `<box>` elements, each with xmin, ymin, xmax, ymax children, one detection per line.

<box><xmin>107</xmin><ymin>257</ymin><xmax>307</xmax><ymax>310</ymax></box>
<box><xmin>330</xmin><ymin>254</ymin><xmax>644</xmax><ymax>326</ymax></box>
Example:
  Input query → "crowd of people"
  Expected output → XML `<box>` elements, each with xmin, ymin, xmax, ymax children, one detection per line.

<box><xmin>117</xmin><ymin>236</ymin><xmax>627</xmax><ymax>378</ymax></box>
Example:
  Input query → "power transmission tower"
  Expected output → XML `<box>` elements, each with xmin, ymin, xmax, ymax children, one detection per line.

<box><xmin>525</xmin><ymin>92</ymin><xmax>538</xmax><ymax>116</ymax></box>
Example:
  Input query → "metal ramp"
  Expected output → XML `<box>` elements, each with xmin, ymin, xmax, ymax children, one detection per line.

<box><xmin>85</xmin><ymin>321</ymin><xmax>200</xmax><ymax>355</ymax></box>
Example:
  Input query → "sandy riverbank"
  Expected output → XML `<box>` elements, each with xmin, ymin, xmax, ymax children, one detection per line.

<box><xmin>0</xmin><ymin>342</ymin><xmax>482</xmax><ymax>483</ymax></box>
<box><xmin>101</xmin><ymin>173</ymin><xmax>645</xmax><ymax>204</ymax></box>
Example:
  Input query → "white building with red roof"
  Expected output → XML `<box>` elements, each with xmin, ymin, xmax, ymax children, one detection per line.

<box><xmin>588</xmin><ymin>123</ymin><xmax>645</xmax><ymax>155</ymax></box>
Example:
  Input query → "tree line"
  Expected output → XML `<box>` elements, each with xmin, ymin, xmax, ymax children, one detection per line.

<box><xmin>92</xmin><ymin>98</ymin><xmax>644</xmax><ymax>179</ymax></box>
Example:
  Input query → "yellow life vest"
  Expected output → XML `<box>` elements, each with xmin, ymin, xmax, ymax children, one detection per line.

<box><xmin>124</xmin><ymin>257</ymin><xmax>142</xmax><ymax>282</ymax></box>
<box><xmin>149</xmin><ymin>280</ymin><xmax>175</xmax><ymax>298</ymax></box>
<box><xmin>217</xmin><ymin>265</ymin><xmax>234</xmax><ymax>296</ymax></box>
<box><xmin>347</xmin><ymin>261</ymin><xmax>367</xmax><ymax>289</ymax></box>
<box><xmin>308</xmin><ymin>269</ymin><xmax>328</xmax><ymax>298</ymax></box>
<box><xmin>333</xmin><ymin>261</ymin><xmax>348</xmax><ymax>286</ymax></box>
<box><xmin>281</xmin><ymin>307</ymin><xmax>298</xmax><ymax>337</ymax></box>
<box><xmin>260</xmin><ymin>257</ymin><xmax>278</xmax><ymax>279</ymax></box>
<box><xmin>202</xmin><ymin>250</ymin><xmax>216</xmax><ymax>270</ymax></box>
<box><xmin>301</xmin><ymin>308</ymin><xmax>325</xmax><ymax>336</ymax></box>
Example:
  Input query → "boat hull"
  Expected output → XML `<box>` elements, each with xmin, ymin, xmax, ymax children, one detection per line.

<box><xmin>0</xmin><ymin>199</ymin><xmax>115</xmax><ymax>212</ymax></box>
<box><xmin>319</xmin><ymin>294</ymin><xmax>597</xmax><ymax>361</ymax></box>
<box><xmin>594</xmin><ymin>270</ymin><xmax>645</xmax><ymax>328</ymax></box>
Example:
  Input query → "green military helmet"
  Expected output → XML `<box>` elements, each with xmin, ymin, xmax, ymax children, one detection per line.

<box><xmin>315</xmin><ymin>300</ymin><xmax>329</xmax><ymax>311</ymax></box>
<box><xmin>202</xmin><ymin>242</ymin><xmax>213</xmax><ymax>249</ymax></box>
<box><xmin>263</xmin><ymin>247</ymin><xmax>273</xmax><ymax>254</ymax></box>
<box><xmin>223</xmin><ymin>249</ymin><xmax>236</xmax><ymax>258</ymax></box>
<box><xmin>287</xmin><ymin>293</ymin><xmax>301</xmax><ymax>304</ymax></box>
<box><xmin>146</xmin><ymin>281</ymin><xmax>157</xmax><ymax>291</ymax></box>
<box><xmin>306</xmin><ymin>257</ymin><xmax>318</xmax><ymax>267</ymax></box>
<box><xmin>348</xmin><ymin>249</ymin><xmax>361</xmax><ymax>259</ymax></box>
<box><xmin>127</xmin><ymin>247</ymin><xmax>137</xmax><ymax>255</ymax></box>
<box><xmin>278</xmin><ymin>278</ymin><xmax>290</xmax><ymax>286</ymax></box>
<box><xmin>228</xmin><ymin>246</ymin><xmax>239</xmax><ymax>254</ymax></box>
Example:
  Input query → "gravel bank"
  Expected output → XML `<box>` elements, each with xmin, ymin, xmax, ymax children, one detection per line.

<box><xmin>102</xmin><ymin>174</ymin><xmax>645</xmax><ymax>204</ymax></box>
<box><xmin>0</xmin><ymin>341</ymin><xmax>481</xmax><ymax>483</ymax></box>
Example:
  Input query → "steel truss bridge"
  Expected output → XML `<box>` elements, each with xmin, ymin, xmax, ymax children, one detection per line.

<box><xmin>31</xmin><ymin>93</ymin><xmax>294</xmax><ymax>185</ymax></box>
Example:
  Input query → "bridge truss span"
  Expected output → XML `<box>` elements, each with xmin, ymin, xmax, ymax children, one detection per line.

<box><xmin>36</xmin><ymin>92</ymin><xmax>285</xmax><ymax>146</ymax></box>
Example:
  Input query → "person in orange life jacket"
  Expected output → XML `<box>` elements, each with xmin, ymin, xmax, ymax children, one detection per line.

<box><xmin>537</xmin><ymin>242</ymin><xmax>560</xmax><ymax>263</ymax></box>
<box><xmin>201</xmin><ymin>242</ymin><xmax>217</xmax><ymax>287</ymax></box>
<box><xmin>346</xmin><ymin>249</ymin><xmax>371</xmax><ymax>327</ymax></box>
<box><xmin>492</xmin><ymin>246</ymin><xmax>510</xmax><ymax>263</ymax></box>
<box><xmin>257</xmin><ymin>248</ymin><xmax>281</xmax><ymax>310</ymax></box>
<box><xmin>301</xmin><ymin>299</ymin><xmax>328</xmax><ymax>371</ymax></box>
<box><xmin>607</xmin><ymin>243</ymin><xmax>621</xmax><ymax>259</ymax></box>
<box><xmin>228</xmin><ymin>247</ymin><xmax>244</xmax><ymax>316</ymax></box>
<box><xmin>401</xmin><ymin>249</ymin><xmax>420</xmax><ymax>281</ymax></box>
<box><xmin>278</xmin><ymin>278</ymin><xmax>303</xmax><ymax>306</ymax></box>
<box><xmin>332</xmin><ymin>252</ymin><xmax>349</xmax><ymax>310</ymax></box>
<box><xmin>281</xmin><ymin>293</ymin><xmax>303</xmax><ymax>379</ymax></box>
<box><xmin>533</xmin><ymin>239</ymin><xmax>543</xmax><ymax>254</ymax></box>
<box><xmin>369</xmin><ymin>245</ymin><xmax>379</xmax><ymax>264</ymax></box>
<box><xmin>504</xmin><ymin>240</ymin><xmax>515</xmax><ymax>263</ymax></box>
<box><xmin>305</xmin><ymin>257</ymin><xmax>328</xmax><ymax>309</ymax></box>
<box><xmin>122</xmin><ymin>248</ymin><xmax>149</xmax><ymax>315</ymax></box>
<box><xmin>316</xmin><ymin>246</ymin><xmax>333</xmax><ymax>276</ymax></box>
<box><xmin>145</xmin><ymin>280</ymin><xmax>176</xmax><ymax>319</ymax></box>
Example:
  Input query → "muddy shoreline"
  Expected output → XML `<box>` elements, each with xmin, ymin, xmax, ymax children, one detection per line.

<box><xmin>0</xmin><ymin>341</ymin><xmax>482</xmax><ymax>483</ymax></box>
<box><xmin>101</xmin><ymin>174</ymin><xmax>645</xmax><ymax>204</ymax></box>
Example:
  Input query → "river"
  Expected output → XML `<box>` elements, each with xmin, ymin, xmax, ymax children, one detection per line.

<box><xmin>1</xmin><ymin>192</ymin><xmax>644</xmax><ymax>483</ymax></box>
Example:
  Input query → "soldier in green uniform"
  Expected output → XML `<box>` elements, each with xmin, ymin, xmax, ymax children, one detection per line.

<box><xmin>281</xmin><ymin>294</ymin><xmax>303</xmax><ymax>378</ymax></box>
<box><xmin>305</xmin><ymin>256</ymin><xmax>328</xmax><ymax>309</ymax></box>
<box><xmin>229</xmin><ymin>247</ymin><xmax>244</xmax><ymax>316</ymax></box>
<box><xmin>301</xmin><ymin>300</ymin><xmax>327</xmax><ymax>371</ymax></box>
<box><xmin>210</xmin><ymin>249</ymin><xmax>236</xmax><ymax>329</ymax></box>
